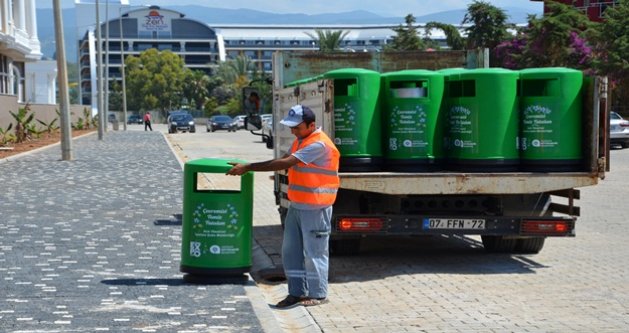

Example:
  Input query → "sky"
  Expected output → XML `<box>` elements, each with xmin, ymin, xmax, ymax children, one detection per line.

<box><xmin>39</xmin><ymin>0</ymin><xmax>544</xmax><ymax>17</ymax></box>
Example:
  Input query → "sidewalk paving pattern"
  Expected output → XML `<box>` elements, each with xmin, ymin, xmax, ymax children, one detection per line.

<box><xmin>0</xmin><ymin>132</ymin><xmax>265</xmax><ymax>332</ymax></box>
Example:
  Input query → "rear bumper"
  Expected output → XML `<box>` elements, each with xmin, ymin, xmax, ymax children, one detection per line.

<box><xmin>332</xmin><ymin>215</ymin><xmax>575</xmax><ymax>238</ymax></box>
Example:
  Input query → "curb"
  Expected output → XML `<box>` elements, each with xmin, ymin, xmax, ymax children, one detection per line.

<box><xmin>251</xmin><ymin>240</ymin><xmax>323</xmax><ymax>333</ymax></box>
<box><xmin>0</xmin><ymin>131</ymin><xmax>97</xmax><ymax>165</ymax></box>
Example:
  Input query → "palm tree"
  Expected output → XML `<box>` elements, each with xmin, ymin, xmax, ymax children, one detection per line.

<box><xmin>218</xmin><ymin>55</ymin><xmax>257</xmax><ymax>87</ymax></box>
<box><xmin>184</xmin><ymin>70</ymin><xmax>211</xmax><ymax>110</ymax></box>
<box><xmin>305</xmin><ymin>29</ymin><xmax>350</xmax><ymax>52</ymax></box>
<box><xmin>425</xmin><ymin>22</ymin><xmax>465</xmax><ymax>50</ymax></box>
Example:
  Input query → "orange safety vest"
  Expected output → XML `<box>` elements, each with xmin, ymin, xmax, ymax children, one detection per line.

<box><xmin>288</xmin><ymin>130</ymin><xmax>340</xmax><ymax>206</ymax></box>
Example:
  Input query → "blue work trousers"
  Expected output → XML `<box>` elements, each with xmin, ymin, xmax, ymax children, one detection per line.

<box><xmin>282</xmin><ymin>205</ymin><xmax>332</xmax><ymax>299</ymax></box>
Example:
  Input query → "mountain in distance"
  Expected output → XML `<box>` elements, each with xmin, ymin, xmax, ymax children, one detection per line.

<box><xmin>36</xmin><ymin>6</ymin><xmax>541</xmax><ymax>61</ymax></box>
<box><xmin>170</xmin><ymin>5</ymin><xmax>539</xmax><ymax>25</ymax></box>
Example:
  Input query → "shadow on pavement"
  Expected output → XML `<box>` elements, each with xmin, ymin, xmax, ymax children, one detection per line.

<box><xmin>101</xmin><ymin>276</ymin><xmax>253</xmax><ymax>286</ymax></box>
<box><xmin>253</xmin><ymin>225</ymin><xmax>549</xmax><ymax>284</ymax></box>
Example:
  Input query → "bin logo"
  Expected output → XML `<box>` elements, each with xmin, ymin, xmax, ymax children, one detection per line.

<box><xmin>190</xmin><ymin>242</ymin><xmax>201</xmax><ymax>257</ymax></box>
<box><xmin>532</xmin><ymin>139</ymin><xmax>541</xmax><ymax>147</ymax></box>
<box><xmin>210</xmin><ymin>245</ymin><xmax>221</xmax><ymax>254</ymax></box>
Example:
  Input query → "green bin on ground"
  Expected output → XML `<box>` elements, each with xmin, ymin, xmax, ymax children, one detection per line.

<box><xmin>381</xmin><ymin>69</ymin><xmax>445</xmax><ymax>171</ymax></box>
<box><xmin>180</xmin><ymin>158</ymin><xmax>254</xmax><ymax>277</ymax></box>
<box><xmin>445</xmin><ymin>68</ymin><xmax>520</xmax><ymax>171</ymax></box>
<box><xmin>519</xmin><ymin>67</ymin><xmax>583</xmax><ymax>171</ymax></box>
<box><xmin>324</xmin><ymin>68</ymin><xmax>382</xmax><ymax>171</ymax></box>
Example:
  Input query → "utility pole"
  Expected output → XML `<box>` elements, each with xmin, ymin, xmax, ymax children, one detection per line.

<box><xmin>96</xmin><ymin>0</ymin><xmax>104</xmax><ymax>140</ymax></box>
<box><xmin>104</xmin><ymin>0</ymin><xmax>110</xmax><ymax>132</ymax></box>
<box><xmin>52</xmin><ymin>0</ymin><xmax>73</xmax><ymax>160</ymax></box>
<box><xmin>119</xmin><ymin>8</ymin><xmax>128</xmax><ymax>131</ymax></box>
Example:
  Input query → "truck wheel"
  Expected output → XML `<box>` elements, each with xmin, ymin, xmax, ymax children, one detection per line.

<box><xmin>481</xmin><ymin>235</ymin><xmax>517</xmax><ymax>253</ymax></box>
<box><xmin>514</xmin><ymin>237</ymin><xmax>545</xmax><ymax>254</ymax></box>
<box><xmin>330</xmin><ymin>238</ymin><xmax>361</xmax><ymax>256</ymax></box>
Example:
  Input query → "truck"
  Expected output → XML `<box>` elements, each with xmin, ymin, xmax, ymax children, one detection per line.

<box><xmin>247</xmin><ymin>50</ymin><xmax>609</xmax><ymax>255</ymax></box>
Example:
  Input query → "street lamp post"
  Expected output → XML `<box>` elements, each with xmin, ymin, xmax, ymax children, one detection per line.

<box><xmin>52</xmin><ymin>0</ymin><xmax>73</xmax><ymax>160</ymax></box>
<box><xmin>119</xmin><ymin>7</ymin><xmax>129</xmax><ymax>131</ymax></box>
<box><xmin>104</xmin><ymin>0</ymin><xmax>110</xmax><ymax>132</ymax></box>
<box><xmin>96</xmin><ymin>0</ymin><xmax>104</xmax><ymax>140</ymax></box>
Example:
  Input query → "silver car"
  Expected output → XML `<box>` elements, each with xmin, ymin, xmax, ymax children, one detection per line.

<box><xmin>610</xmin><ymin>111</ymin><xmax>629</xmax><ymax>148</ymax></box>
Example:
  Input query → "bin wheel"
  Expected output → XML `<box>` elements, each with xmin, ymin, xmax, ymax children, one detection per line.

<box><xmin>481</xmin><ymin>235</ymin><xmax>517</xmax><ymax>253</ymax></box>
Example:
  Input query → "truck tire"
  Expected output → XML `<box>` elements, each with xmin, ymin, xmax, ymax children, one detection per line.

<box><xmin>330</xmin><ymin>238</ymin><xmax>361</xmax><ymax>256</ymax></box>
<box><xmin>481</xmin><ymin>235</ymin><xmax>517</xmax><ymax>253</ymax></box>
<box><xmin>514</xmin><ymin>237</ymin><xmax>545</xmax><ymax>254</ymax></box>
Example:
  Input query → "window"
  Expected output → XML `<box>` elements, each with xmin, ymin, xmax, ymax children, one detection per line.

<box><xmin>0</xmin><ymin>55</ymin><xmax>9</xmax><ymax>95</ymax></box>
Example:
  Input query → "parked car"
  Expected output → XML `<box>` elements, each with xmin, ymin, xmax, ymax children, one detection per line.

<box><xmin>127</xmin><ymin>114</ymin><xmax>143</xmax><ymax>124</ymax></box>
<box><xmin>108</xmin><ymin>113</ymin><xmax>116</xmax><ymax>123</ymax></box>
<box><xmin>260</xmin><ymin>113</ymin><xmax>272</xmax><ymax>126</ymax></box>
<box><xmin>610</xmin><ymin>111</ymin><xmax>629</xmax><ymax>148</ymax></box>
<box><xmin>168</xmin><ymin>112</ymin><xmax>196</xmax><ymax>133</ymax></box>
<box><xmin>234</xmin><ymin>115</ymin><xmax>246</xmax><ymax>129</ymax></box>
<box><xmin>207</xmin><ymin>115</ymin><xmax>237</xmax><ymax>132</ymax></box>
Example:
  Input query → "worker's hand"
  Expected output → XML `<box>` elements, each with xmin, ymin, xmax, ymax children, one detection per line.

<box><xmin>226</xmin><ymin>162</ymin><xmax>248</xmax><ymax>176</ymax></box>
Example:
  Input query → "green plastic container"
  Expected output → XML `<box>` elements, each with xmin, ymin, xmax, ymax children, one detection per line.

<box><xmin>180</xmin><ymin>158</ymin><xmax>254</xmax><ymax>277</ymax></box>
<box><xmin>438</xmin><ymin>68</ymin><xmax>468</xmax><ymax>158</ymax></box>
<box><xmin>324</xmin><ymin>68</ymin><xmax>382</xmax><ymax>171</ymax></box>
<box><xmin>519</xmin><ymin>68</ymin><xmax>583</xmax><ymax>171</ymax></box>
<box><xmin>446</xmin><ymin>68</ymin><xmax>520</xmax><ymax>171</ymax></box>
<box><xmin>381</xmin><ymin>70</ymin><xmax>445</xmax><ymax>171</ymax></box>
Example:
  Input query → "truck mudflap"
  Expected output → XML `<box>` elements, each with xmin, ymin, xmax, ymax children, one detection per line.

<box><xmin>333</xmin><ymin>215</ymin><xmax>575</xmax><ymax>237</ymax></box>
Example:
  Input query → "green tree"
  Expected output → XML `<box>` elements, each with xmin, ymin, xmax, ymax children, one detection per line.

<box><xmin>218</xmin><ymin>55</ymin><xmax>257</xmax><ymax>87</ymax></box>
<box><xmin>184</xmin><ymin>70</ymin><xmax>211</xmax><ymax>110</ymax></box>
<box><xmin>494</xmin><ymin>2</ymin><xmax>594</xmax><ymax>69</ymax></box>
<box><xmin>593</xmin><ymin>0</ymin><xmax>629</xmax><ymax>80</ymax></box>
<box><xmin>108</xmin><ymin>81</ymin><xmax>122</xmax><ymax>112</ymax></box>
<box><xmin>425</xmin><ymin>22</ymin><xmax>466</xmax><ymax>50</ymax></box>
<box><xmin>125</xmin><ymin>49</ymin><xmax>190</xmax><ymax>117</ymax></box>
<box><xmin>305</xmin><ymin>29</ymin><xmax>350</xmax><ymax>52</ymax></box>
<box><xmin>463</xmin><ymin>1</ymin><xmax>511</xmax><ymax>50</ymax></box>
<box><xmin>593</xmin><ymin>0</ymin><xmax>629</xmax><ymax>114</ymax></box>
<box><xmin>387</xmin><ymin>14</ymin><xmax>424</xmax><ymax>51</ymax></box>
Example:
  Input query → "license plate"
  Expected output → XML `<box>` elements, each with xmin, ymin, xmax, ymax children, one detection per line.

<box><xmin>423</xmin><ymin>218</ymin><xmax>486</xmax><ymax>230</ymax></box>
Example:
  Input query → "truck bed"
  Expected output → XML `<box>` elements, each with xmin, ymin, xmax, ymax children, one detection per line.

<box><xmin>339</xmin><ymin>171</ymin><xmax>598</xmax><ymax>195</ymax></box>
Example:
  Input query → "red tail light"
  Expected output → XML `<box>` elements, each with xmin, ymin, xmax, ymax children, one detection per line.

<box><xmin>521</xmin><ymin>220</ymin><xmax>571</xmax><ymax>235</ymax></box>
<box><xmin>338</xmin><ymin>218</ymin><xmax>384</xmax><ymax>232</ymax></box>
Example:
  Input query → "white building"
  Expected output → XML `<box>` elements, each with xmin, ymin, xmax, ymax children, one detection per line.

<box><xmin>0</xmin><ymin>0</ymin><xmax>42</xmax><ymax>103</ymax></box>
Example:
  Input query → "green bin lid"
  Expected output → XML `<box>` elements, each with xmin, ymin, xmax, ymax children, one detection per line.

<box><xmin>458</xmin><ymin>68</ymin><xmax>517</xmax><ymax>79</ymax></box>
<box><xmin>186</xmin><ymin>158</ymin><xmax>247</xmax><ymax>173</ymax></box>
<box><xmin>381</xmin><ymin>69</ymin><xmax>442</xmax><ymax>79</ymax></box>
<box><xmin>323</xmin><ymin>68</ymin><xmax>380</xmax><ymax>78</ymax></box>
<box><xmin>519</xmin><ymin>67</ymin><xmax>582</xmax><ymax>78</ymax></box>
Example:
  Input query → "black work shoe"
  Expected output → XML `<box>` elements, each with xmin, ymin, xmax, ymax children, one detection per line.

<box><xmin>274</xmin><ymin>295</ymin><xmax>303</xmax><ymax>309</ymax></box>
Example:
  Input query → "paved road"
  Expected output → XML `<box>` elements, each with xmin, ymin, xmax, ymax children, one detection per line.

<box><xmin>3</xmin><ymin>125</ymin><xmax>629</xmax><ymax>332</ymax></box>
<box><xmin>168</xmin><ymin>127</ymin><xmax>629</xmax><ymax>333</ymax></box>
<box><xmin>0</xmin><ymin>129</ymin><xmax>275</xmax><ymax>333</ymax></box>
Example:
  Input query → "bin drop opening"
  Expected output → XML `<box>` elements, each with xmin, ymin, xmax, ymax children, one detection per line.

<box><xmin>195</xmin><ymin>172</ymin><xmax>241</xmax><ymax>193</ymax></box>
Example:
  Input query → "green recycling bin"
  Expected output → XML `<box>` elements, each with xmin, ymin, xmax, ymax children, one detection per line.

<box><xmin>180</xmin><ymin>158</ymin><xmax>254</xmax><ymax>277</ymax></box>
<box><xmin>519</xmin><ymin>67</ymin><xmax>583</xmax><ymax>171</ymax></box>
<box><xmin>446</xmin><ymin>68</ymin><xmax>520</xmax><ymax>171</ymax></box>
<box><xmin>381</xmin><ymin>70</ymin><xmax>445</xmax><ymax>171</ymax></box>
<box><xmin>439</xmin><ymin>68</ymin><xmax>467</xmax><ymax>156</ymax></box>
<box><xmin>324</xmin><ymin>68</ymin><xmax>382</xmax><ymax>172</ymax></box>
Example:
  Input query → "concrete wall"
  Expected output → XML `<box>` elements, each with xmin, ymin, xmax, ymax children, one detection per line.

<box><xmin>0</xmin><ymin>94</ymin><xmax>85</xmax><ymax>130</ymax></box>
